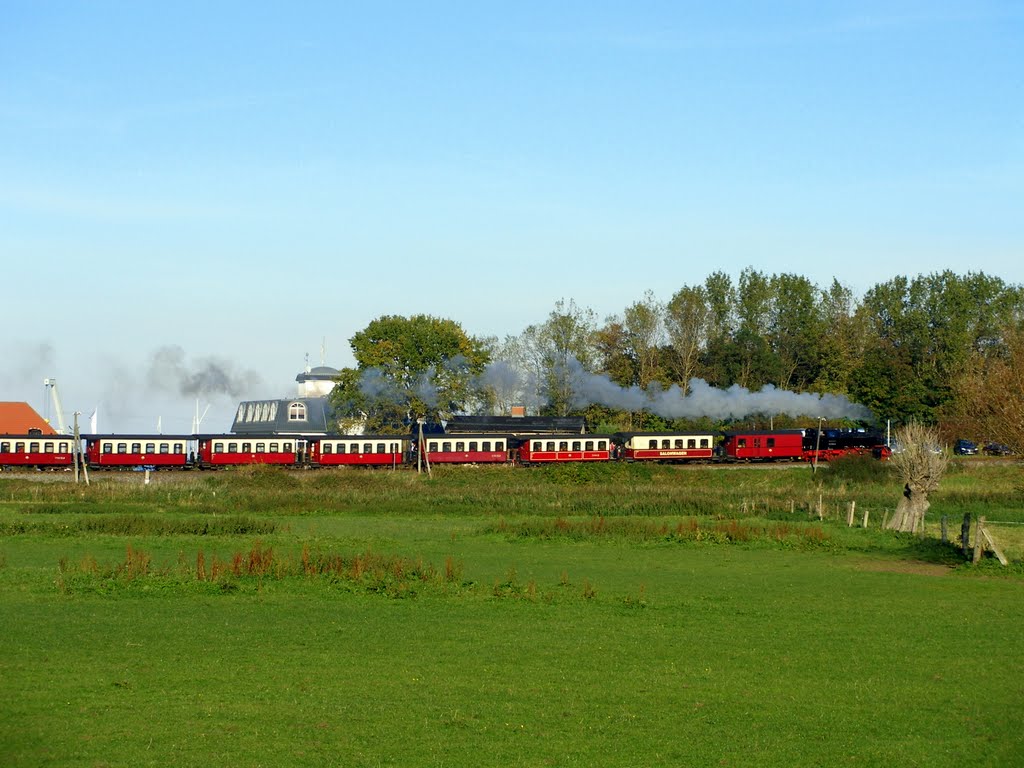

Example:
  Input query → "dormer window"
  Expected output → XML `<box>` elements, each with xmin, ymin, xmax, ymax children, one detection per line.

<box><xmin>288</xmin><ymin>402</ymin><xmax>306</xmax><ymax>422</ymax></box>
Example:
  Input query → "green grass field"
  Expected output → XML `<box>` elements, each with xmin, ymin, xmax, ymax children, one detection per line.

<box><xmin>2</xmin><ymin>459</ymin><xmax>1023</xmax><ymax>767</ymax></box>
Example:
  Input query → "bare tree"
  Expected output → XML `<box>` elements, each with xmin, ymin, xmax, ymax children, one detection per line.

<box><xmin>885</xmin><ymin>421</ymin><xmax>950</xmax><ymax>533</ymax></box>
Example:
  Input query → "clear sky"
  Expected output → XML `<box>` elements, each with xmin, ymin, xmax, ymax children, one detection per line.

<box><xmin>2</xmin><ymin>1</ymin><xmax>1021</xmax><ymax>433</ymax></box>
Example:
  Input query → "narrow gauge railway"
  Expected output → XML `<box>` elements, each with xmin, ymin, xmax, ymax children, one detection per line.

<box><xmin>1</xmin><ymin>428</ymin><xmax>890</xmax><ymax>471</ymax></box>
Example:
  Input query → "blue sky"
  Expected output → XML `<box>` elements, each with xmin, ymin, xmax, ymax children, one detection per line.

<box><xmin>2</xmin><ymin>1</ymin><xmax>1021</xmax><ymax>432</ymax></box>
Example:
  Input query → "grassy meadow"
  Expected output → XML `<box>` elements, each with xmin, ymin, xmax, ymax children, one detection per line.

<box><xmin>1</xmin><ymin>458</ymin><xmax>1023</xmax><ymax>767</ymax></box>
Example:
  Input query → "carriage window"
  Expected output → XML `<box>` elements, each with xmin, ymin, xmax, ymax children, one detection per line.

<box><xmin>228</xmin><ymin>443</ymin><xmax>238</xmax><ymax>452</ymax></box>
<box><xmin>158</xmin><ymin>444</ymin><xmax>169</xmax><ymax>454</ymax></box>
<box><xmin>268</xmin><ymin>443</ymin><xmax>279</xmax><ymax>453</ymax></box>
<box><xmin>29</xmin><ymin>442</ymin><xmax>40</xmax><ymax>453</ymax></box>
<box><xmin>660</xmin><ymin>440</ymin><xmax>668</xmax><ymax>449</ymax></box>
<box><xmin>648</xmin><ymin>439</ymin><xmax>658</xmax><ymax>449</ymax></box>
<box><xmin>481</xmin><ymin>441</ymin><xmax>490</xmax><ymax>451</ymax></box>
<box><xmin>701</xmin><ymin>439</ymin><xmax>709</xmax><ymax>448</ymax></box>
<box><xmin>428</xmin><ymin>442</ymin><xmax>438</xmax><ymax>452</ymax></box>
<box><xmin>214</xmin><ymin>442</ymin><xmax>224</xmax><ymax>452</ymax></box>
<box><xmin>495</xmin><ymin>441</ymin><xmax>504</xmax><ymax>451</ymax></box>
<box><xmin>572</xmin><ymin>441</ymin><xmax>581</xmax><ymax>450</ymax></box>
<box><xmin>455</xmin><ymin>442</ymin><xmax>465</xmax><ymax>452</ymax></box>
<box><xmin>391</xmin><ymin>443</ymin><xmax>400</xmax><ymax>453</ymax></box>
<box><xmin>442</xmin><ymin>442</ymin><xmax>452</xmax><ymax>452</ymax></box>
<box><xmin>44</xmin><ymin>442</ymin><xmax>54</xmax><ymax>452</ymax></box>
<box><xmin>546</xmin><ymin>441</ymin><xmax>555</xmax><ymax>451</ymax></box>
<box><xmin>283</xmin><ymin>443</ymin><xmax>293</xmax><ymax>453</ymax></box>
<box><xmin>103</xmin><ymin>442</ymin><xmax>113</xmax><ymax>453</ymax></box>
<box><xmin>255</xmin><ymin>443</ymin><xmax>265</xmax><ymax>452</ymax></box>
<box><xmin>322</xmin><ymin>443</ymin><xmax>332</xmax><ymax>454</ymax></box>
<box><xmin>59</xmin><ymin>442</ymin><xmax>69</xmax><ymax>452</ymax></box>
<box><xmin>767</xmin><ymin>438</ymin><xmax>775</xmax><ymax>448</ymax></box>
<box><xmin>585</xmin><ymin>441</ymin><xmax>594</xmax><ymax>450</ymax></box>
<box><xmin>131</xmin><ymin>443</ymin><xmax>141</xmax><ymax>453</ymax></box>
<box><xmin>468</xmin><ymin>441</ymin><xmax>478</xmax><ymax>451</ymax></box>
<box><xmin>288</xmin><ymin>402</ymin><xmax>306</xmax><ymax>421</ymax></box>
<box><xmin>687</xmin><ymin>439</ymin><xmax>696</xmax><ymax>449</ymax></box>
<box><xmin>145</xmin><ymin>443</ymin><xmax>156</xmax><ymax>453</ymax></box>
<box><xmin>358</xmin><ymin>443</ymin><xmax>368</xmax><ymax>454</ymax></box>
<box><xmin>559</xmin><ymin>441</ymin><xmax>568</xmax><ymax>450</ymax></box>
<box><xmin>597</xmin><ymin>441</ymin><xmax>607</xmax><ymax>450</ymax></box>
<box><xmin>338</xmin><ymin>443</ymin><xmax>347</xmax><ymax>454</ymax></box>
<box><xmin>240</xmin><ymin>442</ymin><xmax>250</xmax><ymax>452</ymax></box>
<box><xmin>376</xmin><ymin>443</ymin><xmax>385</xmax><ymax>453</ymax></box>
<box><xmin>15</xmin><ymin>442</ymin><xmax>26</xmax><ymax>452</ymax></box>
<box><xmin>173</xmin><ymin>444</ymin><xmax>183</xmax><ymax>454</ymax></box>
<box><xmin>117</xmin><ymin>443</ymin><xmax>128</xmax><ymax>453</ymax></box>
<box><xmin>0</xmin><ymin>442</ymin><xmax>9</xmax><ymax>453</ymax></box>
<box><xmin>737</xmin><ymin>438</ymin><xmax>747</xmax><ymax>448</ymax></box>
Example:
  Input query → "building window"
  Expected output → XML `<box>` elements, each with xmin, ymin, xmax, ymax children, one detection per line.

<box><xmin>288</xmin><ymin>402</ymin><xmax>306</xmax><ymax>422</ymax></box>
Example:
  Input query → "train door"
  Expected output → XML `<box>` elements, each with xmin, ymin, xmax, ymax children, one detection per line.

<box><xmin>296</xmin><ymin>439</ymin><xmax>307</xmax><ymax>465</ymax></box>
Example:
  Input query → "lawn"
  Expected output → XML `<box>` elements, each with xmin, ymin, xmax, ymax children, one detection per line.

<box><xmin>1</xmin><ymin>460</ymin><xmax>1022</xmax><ymax>767</ymax></box>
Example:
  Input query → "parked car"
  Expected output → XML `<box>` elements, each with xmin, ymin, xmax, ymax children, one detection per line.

<box><xmin>983</xmin><ymin>443</ymin><xmax>1013</xmax><ymax>456</ymax></box>
<box><xmin>954</xmin><ymin>439</ymin><xmax>978</xmax><ymax>456</ymax></box>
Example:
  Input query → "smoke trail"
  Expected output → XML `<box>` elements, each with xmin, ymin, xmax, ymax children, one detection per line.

<box><xmin>147</xmin><ymin>345</ymin><xmax>262</xmax><ymax>398</ymax></box>
<box><xmin>566</xmin><ymin>359</ymin><xmax>872</xmax><ymax>421</ymax></box>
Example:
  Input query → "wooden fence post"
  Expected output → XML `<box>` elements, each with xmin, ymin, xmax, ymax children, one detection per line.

<box><xmin>861</xmin><ymin>507</ymin><xmax>869</xmax><ymax>528</ymax></box>
<box><xmin>973</xmin><ymin>516</ymin><xmax>986</xmax><ymax>564</ymax></box>
<box><xmin>961</xmin><ymin>513</ymin><xmax>971</xmax><ymax>559</ymax></box>
<box><xmin>846</xmin><ymin>501</ymin><xmax>855</xmax><ymax>527</ymax></box>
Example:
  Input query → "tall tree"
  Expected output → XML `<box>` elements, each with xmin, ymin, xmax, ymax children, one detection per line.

<box><xmin>665</xmin><ymin>284</ymin><xmax>711</xmax><ymax>393</ymax></box>
<box><xmin>536</xmin><ymin>299</ymin><xmax>598</xmax><ymax>416</ymax></box>
<box><xmin>330</xmin><ymin>314</ymin><xmax>490</xmax><ymax>431</ymax></box>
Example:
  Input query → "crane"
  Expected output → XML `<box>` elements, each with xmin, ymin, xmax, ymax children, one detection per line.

<box><xmin>42</xmin><ymin>378</ymin><xmax>67</xmax><ymax>434</ymax></box>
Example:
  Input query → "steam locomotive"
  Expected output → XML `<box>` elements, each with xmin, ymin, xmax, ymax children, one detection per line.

<box><xmin>0</xmin><ymin>427</ymin><xmax>889</xmax><ymax>471</ymax></box>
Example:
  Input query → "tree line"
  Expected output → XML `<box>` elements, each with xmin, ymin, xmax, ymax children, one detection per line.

<box><xmin>330</xmin><ymin>269</ymin><xmax>1024</xmax><ymax>450</ymax></box>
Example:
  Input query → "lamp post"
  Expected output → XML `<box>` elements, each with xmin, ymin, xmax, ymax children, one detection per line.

<box><xmin>812</xmin><ymin>417</ymin><xmax>824</xmax><ymax>474</ymax></box>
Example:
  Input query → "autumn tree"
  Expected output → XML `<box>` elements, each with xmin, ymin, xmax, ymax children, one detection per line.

<box><xmin>330</xmin><ymin>314</ymin><xmax>490</xmax><ymax>432</ymax></box>
<box><xmin>942</xmin><ymin>324</ymin><xmax>1024</xmax><ymax>452</ymax></box>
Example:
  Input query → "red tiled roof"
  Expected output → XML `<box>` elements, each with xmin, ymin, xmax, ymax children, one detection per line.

<box><xmin>0</xmin><ymin>402</ymin><xmax>58</xmax><ymax>435</ymax></box>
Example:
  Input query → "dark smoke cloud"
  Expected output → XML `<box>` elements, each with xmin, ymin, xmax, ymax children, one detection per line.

<box><xmin>146</xmin><ymin>345</ymin><xmax>262</xmax><ymax>399</ymax></box>
<box><xmin>566</xmin><ymin>359</ymin><xmax>872</xmax><ymax>421</ymax></box>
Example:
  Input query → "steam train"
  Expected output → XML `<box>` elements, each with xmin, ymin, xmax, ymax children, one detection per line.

<box><xmin>0</xmin><ymin>427</ymin><xmax>889</xmax><ymax>471</ymax></box>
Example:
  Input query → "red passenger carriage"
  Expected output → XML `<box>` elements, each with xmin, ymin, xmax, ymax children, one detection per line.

<box><xmin>0</xmin><ymin>435</ymin><xmax>75</xmax><ymax>470</ymax></box>
<box><xmin>419</xmin><ymin>433</ymin><xmax>511</xmax><ymax>464</ymax></box>
<box><xmin>516</xmin><ymin>434</ymin><xmax>612</xmax><ymax>464</ymax></box>
<box><xmin>312</xmin><ymin>435</ymin><xmax>408</xmax><ymax>467</ymax></box>
<box><xmin>84</xmin><ymin>435</ymin><xmax>191</xmax><ymax>469</ymax></box>
<box><xmin>196</xmin><ymin>434</ymin><xmax>305</xmax><ymax>467</ymax></box>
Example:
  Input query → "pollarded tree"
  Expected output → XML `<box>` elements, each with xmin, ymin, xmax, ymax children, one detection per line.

<box><xmin>885</xmin><ymin>421</ymin><xmax>949</xmax><ymax>533</ymax></box>
<box><xmin>330</xmin><ymin>314</ymin><xmax>490</xmax><ymax>431</ymax></box>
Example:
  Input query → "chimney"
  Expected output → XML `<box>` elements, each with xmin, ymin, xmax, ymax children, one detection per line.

<box><xmin>511</xmin><ymin>405</ymin><xmax>526</xmax><ymax>418</ymax></box>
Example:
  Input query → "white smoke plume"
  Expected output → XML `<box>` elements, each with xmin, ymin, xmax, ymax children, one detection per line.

<box><xmin>566</xmin><ymin>359</ymin><xmax>872</xmax><ymax>421</ymax></box>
